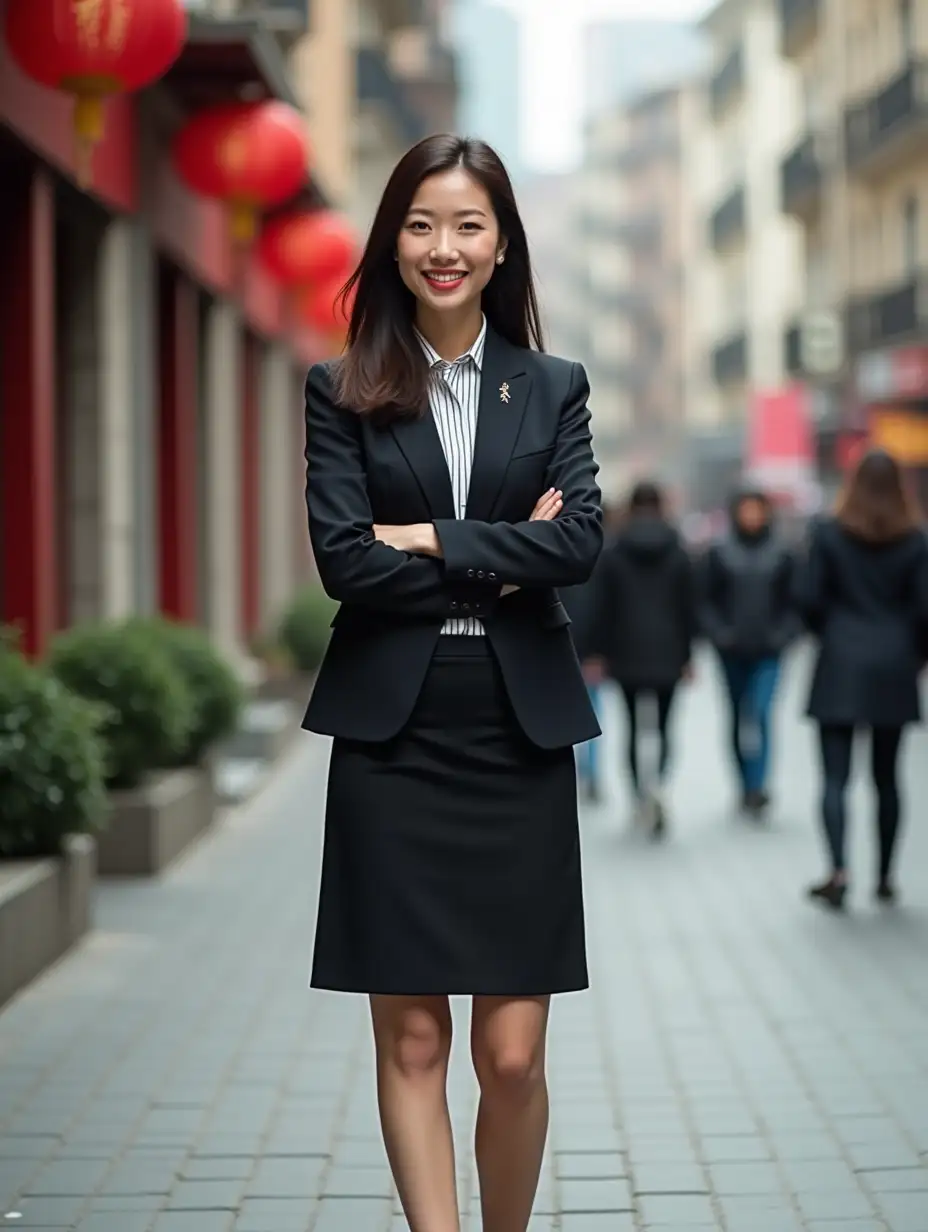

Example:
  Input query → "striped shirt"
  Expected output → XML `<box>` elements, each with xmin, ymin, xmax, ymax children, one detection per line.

<box><xmin>416</xmin><ymin>316</ymin><xmax>487</xmax><ymax>636</ymax></box>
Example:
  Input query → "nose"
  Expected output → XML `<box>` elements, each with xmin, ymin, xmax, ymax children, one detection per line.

<box><xmin>430</xmin><ymin>228</ymin><xmax>459</xmax><ymax>263</ymax></box>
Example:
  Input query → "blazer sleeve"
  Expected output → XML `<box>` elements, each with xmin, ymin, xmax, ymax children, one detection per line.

<box><xmin>304</xmin><ymin>364</ymin><xmax>496</xmax><ymax>619</ymax></box>
<box><xmin>696</xmin><ymin>547</ymin><xmax>731</xmax><ymax>645</ymax></box>
<box><xmin>432</xmin><ymin>362</ymin><xmax>603</xmax><ymax>588</ymax></box>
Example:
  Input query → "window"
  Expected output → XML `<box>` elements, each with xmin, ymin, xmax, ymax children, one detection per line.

<box><xmin>903</xmin><ymin>194</ymin><xmax>919</xmax><ymax>276</ymax></box>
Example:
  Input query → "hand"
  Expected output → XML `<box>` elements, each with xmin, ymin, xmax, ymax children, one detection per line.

<box><xmin>373</xmin><ymin>524</ymin><xmax>441</xmax><ymax>556</ymax></box>
<box><xmin>582</xmin><ymin>657</ymin><xmax>606</xmax><ymax>685</ymax></box>
<box><xmin>530</xmin><ymin>488</ymin><xmax>563</xmax><ymax>521</ymax></box>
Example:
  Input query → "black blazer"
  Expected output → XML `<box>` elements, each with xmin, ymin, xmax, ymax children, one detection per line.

<box><xmin>301</xmin><ymin>327</ymin><xmax>604</xmax><ymax>749</ymax></box>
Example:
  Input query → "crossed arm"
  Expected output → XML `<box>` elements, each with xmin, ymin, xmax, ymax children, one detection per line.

<box><xmin>304</xmin><ymin>360</ymin><xmax>603</xmax><ymax>615</ymax></box>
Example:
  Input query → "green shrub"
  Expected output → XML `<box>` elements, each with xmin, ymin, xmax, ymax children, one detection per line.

<box><xmin>0</xmin><ymin>651</ymin><xmax>107</xmax><ymax>858</ymax></box>
<box><xmin>278</xmin><ymin>585</ymin><xmax>338</xmax><ymax>674</ymax></box>
<box><xmin>49</xmin><ymin>622</ymin><xmax>193</xmax><ymax>789</ymax></box>
<box><xmin>125</xmin><ymin>617</ymin><xmax>244</xmax><ymax>764</ymax></box>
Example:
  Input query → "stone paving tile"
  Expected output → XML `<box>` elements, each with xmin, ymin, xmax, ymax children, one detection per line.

<box><xmin>1</xmin><ymin>651</ymin><xmax>928</xmax><ymax>1231</ymax></box>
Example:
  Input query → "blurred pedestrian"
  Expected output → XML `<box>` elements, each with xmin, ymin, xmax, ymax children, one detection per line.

<box><xmin>795</xmin><ymin>450</ymin><xmax>928</xmax><ymax>910</ymax></box>
<box><xmin>303</xmin><ymin>135</ymin><xmax>602</xmax><ymax>1232</ymax></box>
<box><xmin>591</xmin><ymin>481</ymin><xmax>695</xmax><ymax>836</ymax></box>
<box><xmin>560</xmin><ymin>502</ymin><xmax>616</xmax><ymax>803</ymax></box>
<box><xmin>699</xmin><ymin>486</ymin><xmax>800</xmax><ymax>817</ymax></box>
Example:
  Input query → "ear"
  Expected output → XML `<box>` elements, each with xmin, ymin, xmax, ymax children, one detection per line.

<box><xmin>496</xmin><ymin>241</ymin><xmax>508</xmax><ymax>265</ymax></box>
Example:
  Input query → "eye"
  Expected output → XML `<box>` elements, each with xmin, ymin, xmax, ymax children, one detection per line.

<box><xmin>406</xmin><ymin>220</ymin><xmax>429</xmax><ymax>232</ymax></box>
<box><xmin>460</xmin><ymin>222</ymin><xmax>483</xmax><ymax>231</ymax></box>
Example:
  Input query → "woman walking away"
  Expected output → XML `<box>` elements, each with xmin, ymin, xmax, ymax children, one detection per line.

<box><xmin>795</xmin><ymin>449</ymin><xmax>928</xmax><ymax>910</ymax></box>
<box><xmin>303</xmin><ymin>135</ymin><xmax>602</xmax><ymax>1232</ymax></box>
<box><xmin>591</xmin><ymin>480</ymin><xmax>695</xmax><ymax>836</ymax></box>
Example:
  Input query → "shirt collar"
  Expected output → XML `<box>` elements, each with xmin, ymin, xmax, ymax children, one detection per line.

<box><xmin>415</xmin><ymin>315</ymin><xmax>487</xmax><ymax>374</ymax></box>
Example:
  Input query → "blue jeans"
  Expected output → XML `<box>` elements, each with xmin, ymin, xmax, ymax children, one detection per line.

<box><xmin>576</xmin><ymin>682</ymin><xmax>603</xmax><ymax>788</ymax></box>
<box><xmin>719</xmin><ymin>655</ymin><xmax>780</xmax><ymax>794</ymax></box>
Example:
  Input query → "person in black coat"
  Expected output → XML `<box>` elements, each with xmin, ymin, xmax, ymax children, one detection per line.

<box><xmin>560</xmin><ymin>503</ymin><xmax>617</xmax><ymax>802</ymax></box>
<box><xmin>590</xmin><ymin>481</ymin><xmax>695</xmax><ymax>834</ymax></box>
<box><xmin>699</xmin><ymin>486</ymin><xmax>801</xmax><ymax>816</ymax></box>
<box><xmin>794</xmin><ymin>449</ymin><xmax>928</xmax><ymax>910</ymax></box>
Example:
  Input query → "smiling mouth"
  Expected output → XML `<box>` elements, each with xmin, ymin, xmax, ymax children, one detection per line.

<box><xmin>423</xmin><ymin>270</ymin><xmax>468</xmax><ymax>289</ymax></box>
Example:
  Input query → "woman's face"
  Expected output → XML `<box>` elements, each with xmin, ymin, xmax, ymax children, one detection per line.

<box><xmin>397</xmin><ymin>167</ymin><xmax>505</xmax><ymax>318</ymax></box>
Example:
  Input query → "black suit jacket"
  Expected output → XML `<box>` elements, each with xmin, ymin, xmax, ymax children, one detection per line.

<box><xmin>301</xmin><ymin>327</ymin><xmax>604</xmax><ymax>749</ymax></box>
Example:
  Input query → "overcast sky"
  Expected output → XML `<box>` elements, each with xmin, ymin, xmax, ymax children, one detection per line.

<box><xmin>495</xmin><ymin>0</ymin><xmax>715</xmax><ymax>170</ymax></box>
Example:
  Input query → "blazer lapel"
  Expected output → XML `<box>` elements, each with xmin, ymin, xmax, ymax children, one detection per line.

<box><xmin>465</xmin><ymin>329</ymin><xmax>530</xmax><ymax>521</ymax></box>
<box><xmin>389</xmin><ymin>407</ymin><xmax>457</xmax><ymax>520</ymax></box>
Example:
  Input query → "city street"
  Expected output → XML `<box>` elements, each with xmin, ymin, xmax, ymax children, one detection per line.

<box><xmin>1</xmin><ymin>648</ymin><xmax>927</xmax><ymax>1232</ymax></box>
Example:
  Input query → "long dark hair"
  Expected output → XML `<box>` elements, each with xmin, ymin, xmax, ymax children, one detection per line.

<box><xmin>333</xmin><ymin>134</ymin><xmax>544</xmax><ymax>418</ymax></box>
<box><xmin>836</xmin><ymin>448</ymin><xmax>922</xmax><ymax>543</ymax></box>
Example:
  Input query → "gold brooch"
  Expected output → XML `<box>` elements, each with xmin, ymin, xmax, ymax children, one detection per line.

<box><xmin>499</xmin><ymin>381</ymin><xmax>510</xmax><ymax>403</ymax></box>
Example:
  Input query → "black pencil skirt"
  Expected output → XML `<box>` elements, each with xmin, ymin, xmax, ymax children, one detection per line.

<box><xmin>310</xmin><ymin>635</ymin><xmax>588</xmax><ymax>996</ymax></box>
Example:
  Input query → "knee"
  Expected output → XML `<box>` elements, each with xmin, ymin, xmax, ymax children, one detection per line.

<box><xmin>473</xmin><ymin>1044</ymin><xmax>545</xmax><ymax>1102</ymax></box>
<box><xmin>384</xmin><ymin>1008</ymin><xmax>451</xmax><ymax>1080</ymax></box>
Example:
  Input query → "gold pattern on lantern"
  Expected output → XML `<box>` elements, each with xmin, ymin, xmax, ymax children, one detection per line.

<box><xmin>105</xmin><ymin>0</ymin><xmax>130</xmax><ymax>52</ymax></box>
<box><xmin>220</xmin><ymin>129</ymin><xmax>247</xmax><ymax>175</ymax></box>
<box><xmin>73</xmin><ymin>0</ymin><xmax>104</xmax><ymax>48</ymax></box>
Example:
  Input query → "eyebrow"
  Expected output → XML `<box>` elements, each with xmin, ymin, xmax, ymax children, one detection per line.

<box><xmin>406</xmin><ymin>207</ymin><xmax>488</xmax><ymax>218</ymax></box>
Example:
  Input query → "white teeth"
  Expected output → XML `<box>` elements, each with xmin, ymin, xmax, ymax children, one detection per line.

<box><xmin>425</xmin><ymin>272</ymin><xmax>465</xmax><ymax>282</ymax></box>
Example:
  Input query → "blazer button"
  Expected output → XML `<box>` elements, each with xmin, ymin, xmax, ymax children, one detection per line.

<box><xmin>462</xmin><ymin>602</ymin><xmax>471</xmax><ymax>612</ymax></box>
<box><xmin>450</xmin><ymin>601</ymin><xmax>459</xmax><ymax>611</ymax></box>
<box><xmin>477</xmin><ymin>570</ymin><xmax>486</xmax><ymax>579</ymax></box>
<box><xmin>488</xmin><ymin>572</ymin><xmax>497</xmax><ymax>581</ymax></box>
<box><xmin>466</xmin><ymin>568</ymin><xmax>475</xmax><ymax>578</ymax></box>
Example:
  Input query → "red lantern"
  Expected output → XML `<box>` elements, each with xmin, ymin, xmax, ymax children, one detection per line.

<box><xmin>300</xmin><ymin>276</ymin><xmax>355</xmax><ymax>338</ymax></box>
<box><xmin>173</xmin><ymin>101</ymin><xmax>310</xmax><ymax>243</ymax></box>
<box><xmin>5</xmin><ymin>0</ymin><xmax>187</xmax><ymax>182</ymax></box>
<box><xmin>258</xmin><ymin>210</ymin><xmax>357</xmax><ymax>288</ymax></box>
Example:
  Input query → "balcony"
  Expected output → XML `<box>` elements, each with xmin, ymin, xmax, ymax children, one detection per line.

<box><xmin>780</xmin><ymin>132</ymin><xmax>823</xmax><ymax>219</ymax></box>
<box><xmin>779</xmin><ymin>0</ymin><xmax>820</xmax><ymax>59</ymax></box>
<box><xmin>712</xmin><ymin>332</ymin><xmax>748</xmax><ymax>385</ymax></box>
<box><xmin>709</xmin><ymin>185</ymin><xmax>746</xmax><ymax>251</ymax></box>
<box><xmin>845</xmin><ymin>58</ymin><xmax>928</xmax><ymax>179</ymax></box>
<box><xmin>237</xmin><ymin>0</ymin><xmax>310</xmax><ymax>46</ymax></box>
<box><xmin>356</xmin><ymin>46</ymin><xmax>424</xmax><ymax>145</ymax></box>
<box><xmin>845</xmin><ymin>272</ymin><xmax>928</xmax><ymax>352</ymax></box>
<box><xmin>709</xmin><ymin>45</ymin><xmax>744</xmax><ymax>120</ymax></box>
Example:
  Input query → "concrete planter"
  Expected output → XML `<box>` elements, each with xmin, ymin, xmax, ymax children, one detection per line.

<box><xmin>98</xmin><ymin>763</ymin><xmax>216</xmax><ymax>877</ymax></box>
<box><xmin>0</xmin><ymin>834</ymin><xmax>96</xmax><ymax>1009</ymax></box>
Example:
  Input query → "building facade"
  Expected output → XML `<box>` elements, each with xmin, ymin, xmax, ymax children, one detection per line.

<box><xmin>452</xmin><ymin>0</ymin><xmax>523</xmax><ymax>182</ymax></box>
<box><xmin>0</xmin><ymin>0</ymin><xmax>457</xmax><ymax>661</ymax></box>
<box><xmin>780</xmin><ymin>0</ymin><xmax>928</xmax><ymax>500</ymax></box>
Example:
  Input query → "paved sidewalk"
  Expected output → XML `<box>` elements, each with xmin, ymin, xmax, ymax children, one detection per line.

<box><xmin>1</xmin><ymin>649</ymin><xmax>927</xmax><ymax>1231</ymax></box>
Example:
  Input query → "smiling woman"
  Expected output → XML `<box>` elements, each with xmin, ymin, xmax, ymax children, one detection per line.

<box><xmin>332</xmin><ymin>134</ymin><xmax>543</xmax><ymax>417</ymax></box>
<box><xmin>301</xmin><ymin>133</ymin><xmax>603</xmax><ymax>1232</ymax></box>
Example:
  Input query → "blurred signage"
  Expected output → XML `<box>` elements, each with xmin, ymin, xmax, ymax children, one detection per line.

<box><xmin>869</xmin><ymin>407</ymin><xmax>928</xmax><ymax>465</ymax></box>
<box><xmin>799</xmin><ymin>310</ymin><xmax>843</xmax><ymax>376</ymax></box>
<box><xmin>856</xmin><ymin>346</ymin><xmax>928</xmax><ymax>402</ymax></box>
<box><xmin>746</xmin><ymin>385</ymin><xmax>819</xmax><ymax>510</ymax></box>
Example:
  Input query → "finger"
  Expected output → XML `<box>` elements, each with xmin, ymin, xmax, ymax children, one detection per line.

<box><xmin>532</xmin><ymin>490</ymin><xmax>562</xmax><ymax>519</ymax></box>
<box><xmin>537</xmin><ymin>495</ymin><xmax>563</xmax><ymax>521</ymax></box>
<box><xmin>530</xmin><ymin>488</ymin><xmax>556</xmax><ymax>516</ymax></box>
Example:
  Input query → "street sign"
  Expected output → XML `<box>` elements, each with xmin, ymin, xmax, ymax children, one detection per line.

<box><xmin>799</xmin><ymin>310</ymin><xmax>843</xmax><ymax>376</ymax></box>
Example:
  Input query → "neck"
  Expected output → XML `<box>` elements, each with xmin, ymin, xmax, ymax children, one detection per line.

<box><xmin>415</xmin><ymin>303</ymin><xmax>483</xmax><ymax>362</ymax></box>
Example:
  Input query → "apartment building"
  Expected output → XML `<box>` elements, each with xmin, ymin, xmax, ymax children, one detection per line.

<box><xmin>571</xmin><ymin>110</ymin><xmax>641</xmax><ymax>501</ymax></box>
<box><xmin>691</xmin><ymin>0</ymin><xmax>804</xmax><ymax>424</ymax></box>
<box><xmin>780</xmin><ymin>0</ymin><xmax>928</xmax><ymax>495</ymax></box>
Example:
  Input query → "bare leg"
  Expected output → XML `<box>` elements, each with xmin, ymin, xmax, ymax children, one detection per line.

<box><xmin>370</xmin><ymin>994</ymin><xmax>459</xmax><ymax>1232</ymax></box>
<box><xmin>471</xmin><ymin>995</ymin><xmax>551</xmax><ymax>1232</ymax></box>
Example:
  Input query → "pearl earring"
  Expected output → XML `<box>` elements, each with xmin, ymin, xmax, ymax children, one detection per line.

<box><xmin>496</xmin><ymin>253</ymin><xmax>505</xmax><ymax>265</ymax></box>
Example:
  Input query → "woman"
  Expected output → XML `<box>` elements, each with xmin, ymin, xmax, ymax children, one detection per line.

<box><xmin>795</xmin><ymin>449</ymin><xmax>928</xmax><ymax>910</ymax></box>
<box><xmin>303</xmin><ymin>134</ymin><xmax>602</xmax><ymax>1232</ymax></box>
<box><xmin>591</xmin><ymin>480</ymin><xmax>696</xmax><ymax>836</ymax></box>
